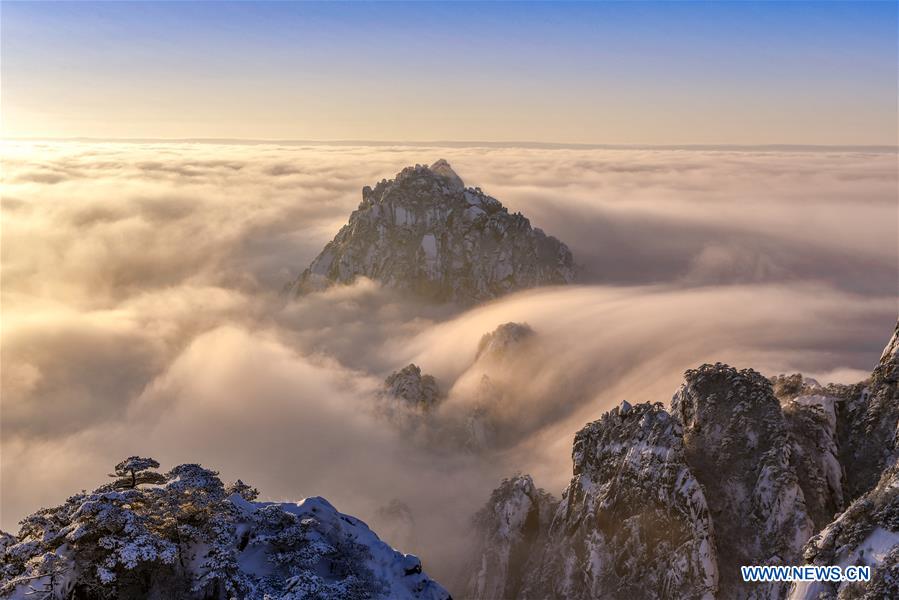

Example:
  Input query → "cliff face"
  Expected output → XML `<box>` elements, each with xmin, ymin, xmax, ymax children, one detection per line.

<box><xmin>464</xmin><ymin>319</ymin><xmax>899</xmax><ymax>600</ymax></box>
<box><xmin>291</xmin><ymin>160</ymin><xmax>575</xmax><ymax>304</ymax></box>
<box><xmin>672</xmin><ymin>364</ymin><xmax>814</xmax><ymax>599</ymax></box>
<box><xmin>837</xmin><ymin>321</ymin><xmax>899</xmax><ymax>501</ymax></box>
<box><xmin>463</xmin><ymin>475</ymin><xmax>556</xmax><ymax>600</ymax></box>
<box><xmin>529</xmin><ymin>401</ymin><xmax>718</xmax><ymax>600</ymax></box>
<box><xmin>789</xmin><ymin>460</ymin><xmax>899</xmax><ymax>600</ymax></box>
<box><xmin>466</xmin><ymin>402</ymin><xmax>718</xmax><ymax>600</ymax></box>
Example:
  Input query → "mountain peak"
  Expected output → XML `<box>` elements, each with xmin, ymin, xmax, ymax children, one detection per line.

<box><xmin>428</xmin><ymin>159</ymin><xmax>464</xmax><ymax>189</ymax></box>
<box><xmin>290</xmin><ymin>162</ymin><xmax>575</xmax><ymax>304</ymax></box>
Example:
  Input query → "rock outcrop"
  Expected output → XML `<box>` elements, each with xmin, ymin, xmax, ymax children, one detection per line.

<box><xmin>290</xmin><ymin>161</ymin><xmax>575</xmax><ymax>304</ymax></box>
<box><xmin>512</xmin><ymin>402</ymin><xmax>718</xmax><ymax>600</ymax></box>
<box><xmin>789</xmin><ymin>460</ymin><xmax>899</xmax><ymax>599</ymax></box>
<box><xmin>786</xmin><ymin>320</ymin><xmax>899</xmax><ymax>599</ymax></box>
<box><xmin>672</xmin><ymin>364</ymin><xmax>814</xmax><ymax>599</ymax></box>
<box><xmin>463</xmin><ymin>475</ymin><xmax>556</xmax><ymax>600</ymax></box>
<box><xmin>836</xmin><ymin>321</ymin><xmax>899</xmax><ymax>501</ymax></box>
<box><xmin>475</xmin><ymin>322</ymin><xmax>536</xmax><ymax>363</ymax></box>
<box><xmin>382</xmin><ymin>364</ymin><xmax>442</xmax><ymax>412</ymax></box>
<box><xmin>0</xmin><ymin>459</ymin><xmax>449</xmax><ymax>600</ymax></box>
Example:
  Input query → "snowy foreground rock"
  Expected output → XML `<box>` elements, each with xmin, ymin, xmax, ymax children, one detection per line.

<box><xmin>0</xmin><ymin>462</ymin><xmax>449</xmax><ymax>600</ymax></box>
<box><xmin>464</xmin><ymin>319</ymin><xmax>899</xmax><ymax>599</ymax></box>
<box><xmin>290</xmin><ymin>160</ymin><xmax>575</xmax><ymax>304</ymax></box>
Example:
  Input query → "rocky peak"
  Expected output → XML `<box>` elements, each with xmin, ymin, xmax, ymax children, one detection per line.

<box><xmin>475</xmin><ymin>322</ymin><xmax>535</xmax><ymax>362</ymax></box>
<box><xmin>290</xmin><ymin>161</ymin><xmax>575</xmax><ymax>304</ymax></box>
<box><xmin>428</xmin><ymin>159</ymin><xmax>464</xmax><ymax>190</ymax></box>
<box><xmin>672</xmin><ymin>363</ymin><xmax>813</xmax><ymax>598</ymax></box>
<box><xmin>382</xmin><ymin>364</ymin><xmax>441</xmax><ymax>411</ymax></box>
<box><xmin>463</xmin><ymin>475</ymin><xmax>556</xmax><ymax>600</ymax></box>
<box><xmin>520</xmin><ymin>401</ymin><xmax>718</xmax><ymax>600</ymax></box>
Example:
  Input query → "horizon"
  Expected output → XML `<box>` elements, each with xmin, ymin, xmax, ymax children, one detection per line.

<box><xmin>6</xmin><ymin>137</ymin><xmax>899</xmax><ymax>152</ymax></box>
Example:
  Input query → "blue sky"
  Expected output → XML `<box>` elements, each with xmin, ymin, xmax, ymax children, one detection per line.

<box><xmin>2</xmin><ymin>1</ymin><xmax>896</xmax><ymax>144</ymax></box>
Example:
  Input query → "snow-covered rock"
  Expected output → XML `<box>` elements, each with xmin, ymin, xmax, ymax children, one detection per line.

<box><xmin>290</xmin><ymin>160</ymin><xmax>575</xmax><ymax>304</ymax></box>
<box><xmin>462</xmin><ymin>475</ymin><xmax>556</xmax><ymax>600</ymax></box>
<box><xmin>672</xmin><ymin>364</ymin><xmax>814</xmax><ymax>599</ymax></box>
<box><xmin>786</xmin><ymin>320</ymin><xmax>899</xmax><ymax>599</ymax></box>
<box><xmin>522</xmin><ymin>401</ymin><xmax>718</xmax><ymax>600</ymax></box>
<box><xmin>0</xmin><ymin>459</ymin><xmax>449</xmax><ymax>600</ymax></box>
<box><xmin>782</xmin><ymin>396</ymin><xmax>845</xmax><ymax>531</ymax></box>
<box><xmin>381</xmin><ymin>364</ymin><xmax>442</xmax><ymax>412</ymax></box>
<box><xmin>789</xmin><ymin>460</ymin><xmax>899</xmax><ymax>599</ymax></box>
<box><xmin>460</xmin><ymin>320</ymin><xmax>899</xmax><ymax>600</ymax></box>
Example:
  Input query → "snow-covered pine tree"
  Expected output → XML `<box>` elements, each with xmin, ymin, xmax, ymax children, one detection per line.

<box><xmin>107</xmin><ymin>456</ymin><xmax>166</xmax><ymax>490</ymax></box>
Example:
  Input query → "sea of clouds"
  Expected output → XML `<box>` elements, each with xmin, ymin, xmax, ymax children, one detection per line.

<box><xmin>2</xmin><ymin>141</ymin><xmax>896</xmax><ymax>583</ymax></box>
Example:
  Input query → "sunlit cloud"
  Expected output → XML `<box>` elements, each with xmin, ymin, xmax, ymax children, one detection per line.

<box><xmin>1</xmin><ymin>141</ymin><xmax>896</xmax><ymax>582</ymax></box>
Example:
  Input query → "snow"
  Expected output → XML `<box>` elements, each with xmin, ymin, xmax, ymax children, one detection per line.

<box><xmin>231</xmin><ymin>495</ymin><xmax>449</xmax><ymax>600</ymax></box>
<box><xmin>852</xmin><ymin>527</ymin><xmax>899</xmax><ymax>567</ymax></box>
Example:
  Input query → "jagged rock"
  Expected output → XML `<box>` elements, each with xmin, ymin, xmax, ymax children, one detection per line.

<box><xmin>461</xmin><ymin>323</ymin><xmax>538</xmax><ymax>450</ymax></box>
<box><xmin>771</xmin><ymin>374</ymin><xmax>846</xmax><ymax>531</ymax></box>
<box><xmin>782</xmin><ymin>395</ymin><xmax>845</xmax><ymax>531</ymax></box>
<box><xmin>523</xmin><ymin>402</ymin><xmax>718</xmax><ymax>600</ymax></box>
<box><xmin>462</xmin><ymin>475</ymin><xmax>556</xmax><ymax>600</ymax></box>
<box><xmin>475</xmin><ymin>322</ymin><xmax>535</xmax><ymax>362</ymax></box>
<box><xmin>374</xmin><ymin>364</ymin><xmax>442</xmax><ymax>445</ymax></box>
<box><xmin>789</xmin><ymin>461</ymin><xmax>899</xmax><ymax>599</ymax></box>
<box><xmin>382</xmin><ymin>364</ymin><xmax>441</xmax><ymax>411</ymax></box>
<box><xmin>672</xmin><ymin>364</ymin><xmax>814</xmax><ymax>599</ymax></box>
<box><xmin>290</xmin><ymin>160</ymin><xmax>575</xmax><ymax>304</ymax></box>
<box><xmin>837</xmin><ymin>320</ymin><xmax>899</xmax><ymax>501</ymax></box>
<box><xmin>461</xmin><ymin>321</ymin><xmax>898</xmax><ymax>600</ymax></box>
<box><xmin>786</xmin><ymin>321</ymin><xmax>899</xmax><ymax>599</ymax></box>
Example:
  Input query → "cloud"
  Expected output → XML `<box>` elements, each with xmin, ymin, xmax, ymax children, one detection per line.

<box><xmin>1</xmin><ymin>141</ymin><xmax>896</xmax><ymax>586</ymax></box>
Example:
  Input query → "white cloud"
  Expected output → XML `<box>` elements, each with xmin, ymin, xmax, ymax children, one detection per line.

<box><xmin>1</xmin><ymin>141</ymin><xmax>895</xmax><ymax>582</ymax></box>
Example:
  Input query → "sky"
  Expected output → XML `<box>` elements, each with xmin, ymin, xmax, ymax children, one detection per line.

<box><xmin>2</xmin><ymin>1</ymin><xmax>897</xmax><ymax>144</ymax></box>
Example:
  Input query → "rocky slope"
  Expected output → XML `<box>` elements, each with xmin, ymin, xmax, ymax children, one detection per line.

<box><xmin>463</xmin><ymin>475</ymin><xmax>556</xmax><ymax>600</ymax></box>
<box><xmin>533</xmin><ymin>401</ymin><xmax>719</xmax><ymax>600</ymax></box>
<box><xmin>0</xmin><ymin>459</ymin><xmax>449</xmax><ymax>600</ymax></box>
<box><xmin>788</xmin><ymin>460</ymin><xmax>899</xmax><ymax>600</ymax></box>
<box><xmin>290</xmin><ymin>160</ymin><xmax>575</xmax><ymax>304</ymax></box>
<box><xmin>465</xmin><ymin>320</ymin><xmax>898</xmax><ymax>600</ymax></box>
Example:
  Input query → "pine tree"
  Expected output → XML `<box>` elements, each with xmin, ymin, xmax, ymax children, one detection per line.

<box><xmin>108</xmin><ymin>456</ymin><xmax>167</xmax><ymax>489</ymax></box>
